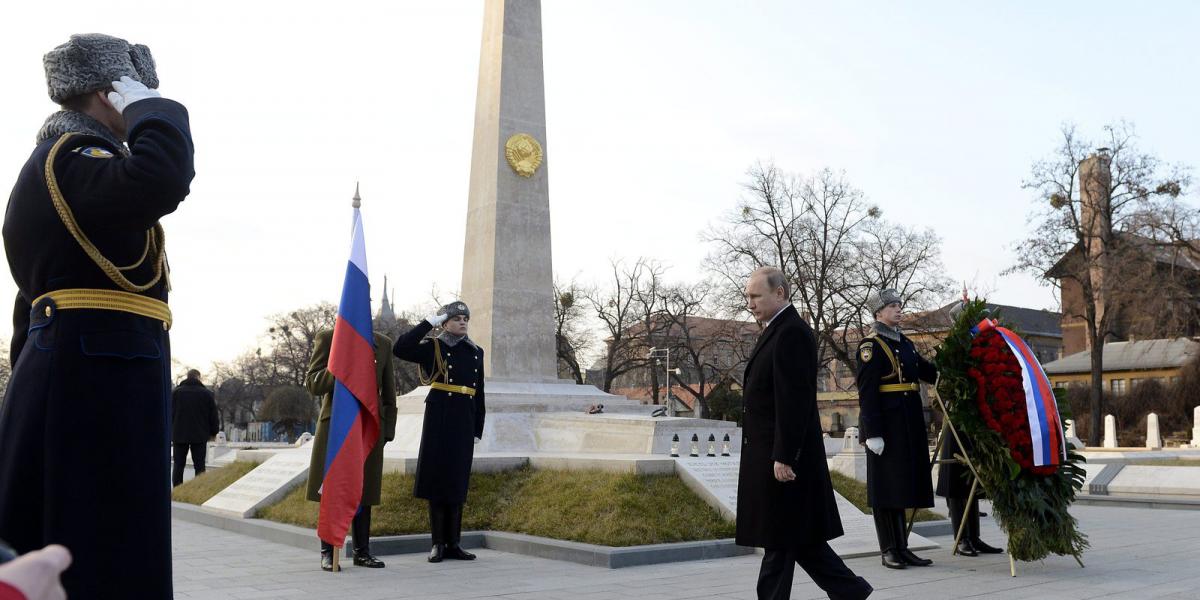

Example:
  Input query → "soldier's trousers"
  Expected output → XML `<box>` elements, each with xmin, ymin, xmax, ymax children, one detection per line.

<box><xmin>873</xmin><ymin>508</ymin><xmax>910</xmax><ymax>553</ymax></box>
<box><xmin>429</xmin><ymin>501</ymin><xmax>464</xmax><ymax>546</ymax></box>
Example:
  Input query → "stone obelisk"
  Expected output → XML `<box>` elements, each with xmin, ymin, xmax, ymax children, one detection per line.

<box><xmin>462</xmin><ymin>0</ymin><xmax>557</xmax><ymax>382</ymax></box>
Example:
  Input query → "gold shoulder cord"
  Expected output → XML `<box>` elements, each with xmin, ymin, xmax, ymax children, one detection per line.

<box><xmin>44</xmin><ymin>133</ymin><xmax>167</xmax><ymax>293</ymax></box>
<box><xmin>418</xmin><ymin>338</ymin><xmax>449</xmax><ymax>385</ymax></box>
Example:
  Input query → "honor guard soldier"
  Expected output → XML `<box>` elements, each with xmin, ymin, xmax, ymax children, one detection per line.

<box><xmin>856</xmin><ymin>289</ymin><xmax>937</xmax><ymax>570</ymax></box>
<box><xmin>306</xmin><ymin>329</ymin><xmax>398</xmax><ymax>571</ymax></box>
<box><xmin>0</xmin><ymin>34</ymin><xmax>195</xmax><ymax>599</ymax></box>
<box><xmin>393</xmin><ymin>301</ymin><xmax>486</xmax><ymax>563</ymax></box>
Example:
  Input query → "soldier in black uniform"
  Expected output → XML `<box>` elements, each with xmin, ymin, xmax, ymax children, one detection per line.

<box><xmin>392</xmin><ymin>301</ymin><xmax>486</xmax><ymax>563</ymax></box>
<box><xmin>855</xmin><ymin>289</ymin><xmax>937</xmax><ymax>570</ymax></box>
<box><xmin>0</xmin><ymin>34</ymin><xmax>195</xmax><ymax>599</ymax></box>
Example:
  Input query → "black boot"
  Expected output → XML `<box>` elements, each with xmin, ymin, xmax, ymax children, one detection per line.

<box><xmin>427</xmin><ymin>544</ymin><xmax>445</xmax><ymax>563</ymax></box>
<box><xmin>947</xmin><ymin>498</ymin><xmax>977</xmax><ymax>557</ymax></box>
<box><xmin>349</xmin><ymin>507</ymin><xmax>384</xmax><ymax>567</ymax></box>
<box><xmin>968</xmin><ymin>499</ymin><xmax>1003</xmax><ymax>554</ymax></box>
<box><xmin>320</xmin><ymin>548</ymin><xmax>339</xmax><ymax>572</ymax></box>
<box><xmin>894</xmin><ymin>511</ymin><xmax>932</xmax><ymax>566</ymax></box>
<box><xmin>428</xmin><ymin>502</ymin><xmax>447</xmax><ymax>563</ymax></box>
<box><xmin>443</xmin><ymin>503</ymin><xmax>476</xmax><ymax>560</ymax></box>
<box><xmin>874</xmin><ymin>510</ymin><xmax>905</xmax><ymax>569</ymax></box>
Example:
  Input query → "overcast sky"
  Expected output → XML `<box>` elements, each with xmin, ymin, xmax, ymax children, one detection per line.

<box><xmin>2</xmin><ymin>1</ymin><xmax>1198</xmax><ymax>373</ymax></box>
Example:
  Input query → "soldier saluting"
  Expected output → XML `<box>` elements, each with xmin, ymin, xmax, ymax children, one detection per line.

<box><xmin>393</xmin><ymin>301</ymin><xmax>486</xmax><ymax>563</ymax></box>
<box><xmin>0</xmin><ymin>34</ymin><xmax>195</xmax><ymax>599</ymax></box>
<box><xmin>856</xmin><ymin>289</ymin><xmax>937</xmax><ymax>570</ymax></box>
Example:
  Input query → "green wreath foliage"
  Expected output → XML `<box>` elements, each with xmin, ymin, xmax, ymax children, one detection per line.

<box><xmin>933</xmin><ymin>299</ymin><xmax>1088</xmax><ymax>562</ymax></box>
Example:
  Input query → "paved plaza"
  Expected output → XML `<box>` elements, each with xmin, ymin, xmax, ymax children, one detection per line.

<box><xmin>171</xmin><ymin>504</ymin><xmax>1200</xmax><ymax>599</ymax></box>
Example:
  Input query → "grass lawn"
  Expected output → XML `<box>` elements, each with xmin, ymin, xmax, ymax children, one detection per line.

<box><xmin>830</xmin><ymin>471</ymin><xmax>943</xmax><ymax>522</ymax></box>
<box><xmin>260</xmin><ymin>467</ymin><xmax>736</xmax><ymax>546</ymax></box>
<box><xmin>171</xmin><ymin>461</ymin><xmax>260</xmax><ymax>505</ymax></box>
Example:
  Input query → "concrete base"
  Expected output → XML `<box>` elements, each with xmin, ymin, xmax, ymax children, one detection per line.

<box><xmin>396</xmin><ymin>379</ymin><xmax>647</xmax><ymax>414</ymax></box>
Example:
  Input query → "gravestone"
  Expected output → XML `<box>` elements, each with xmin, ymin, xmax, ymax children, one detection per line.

<box><xmin>1146</xmin><ymin>413</ymin><xmax>1162</xmax><ymax>450</ymax></box>
<box><xmin>1064</xmin><ymin>419</ymin><xmax>1084</xmax><ymax>449</ymax></box>
<box><xmin>1103</xmin><ymin>414</ymin><xmax>1118</xmax><ymax>448</ymax></box>
<box><xmin>829</xmin><ymin>428</ymin><xmax>867</xmax><ymax>482</ymax></box>
<box><xmin>1192</xmin><ymin>406</ymin><xmax>1200</xmax><ymax>448</ymax></box>
<box><xmin>202</xmin><ymin>450</ymin><xmax>311</xmax><ymax>518</ymax></box>
<box><xmin>215</xmin><ymin>431</ymin><xmax>227</xmax><ymax>445</ymax></box>
<box><xmin>294</xmin><ymin>432</ymin><xmax>314</xmax><ymax>447</ymax></box>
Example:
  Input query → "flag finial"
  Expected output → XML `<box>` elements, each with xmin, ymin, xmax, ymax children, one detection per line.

<box><xmin>352</xmin><ymin>181</ymin><xmax>361</xmax><ymax>208</ymax></box>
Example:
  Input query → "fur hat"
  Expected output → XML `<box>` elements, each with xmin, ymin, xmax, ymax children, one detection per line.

<box><xmin>438</xmin><ymin>301</ymin><xmax>470</xmax><ymax>320</ymax></box>
<box><xmin>868</xmin><ymin>288</ymin><xmax>902</xmax><ymax>317</ymax></box>
<box><xmin>43</xmin><ymin>34</ymin><xmax>159</xmax><ymax>104</ymax></box>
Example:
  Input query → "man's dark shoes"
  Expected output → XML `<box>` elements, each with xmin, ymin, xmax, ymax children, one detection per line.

<box><xmin>955</xmin><ymin>539</ymin><xmax>979</xmax><ymax>557</ymax></box>
<box><xmin>444</xmin><ymin>545</ymin><xmax>476</xmax><ymax>560</ymax></box>
<box><xmin>971</xmin><ymin>538</ymin><xmax>1003</xmax><ymax>554</ymax></box>
<box><xmin>881</xmin><ymin>550</ymin><xmax>906</xmax><ymax>569</ymax></box>
<box><xmin>899</xmin><ymin>548</ymin><xmax>933</xmax><ymax>566</ymax></box>
<box><xmin>353</xmin><ymin>551</ymin><xmax>385</xmax><ymax>568</ymax></box>
<box><xmin>320</xmin><ymin>551</ymin><xmax>339</xmax><ymax>572</ymax></box>
<box><xmin>428</xmin><ymin>544</ymin><xmax>445</xmax><ymax>563</ymax></box>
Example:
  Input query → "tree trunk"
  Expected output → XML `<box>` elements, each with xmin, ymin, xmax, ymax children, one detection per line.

<box><xmin>1088</xmin><ymin>333</ymin><xmax>1105</xmax><ymax>447</ymax></box>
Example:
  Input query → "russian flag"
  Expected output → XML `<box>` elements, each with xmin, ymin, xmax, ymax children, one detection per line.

<box><xmin>317</xmin><ymin>198</ymin><xmax>381</xmax><ymax>548</ymax></box>
<box><xmin>978</xmin><ymin>319</ymin><xmax>1067</xmax><ymax>467</ymax></box>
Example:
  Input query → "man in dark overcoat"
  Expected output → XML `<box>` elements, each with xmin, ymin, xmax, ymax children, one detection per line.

<box><xmin>856</xmin><ymin>288</ymin><xmax>937</xmax><ymax>569</ymax></box>
<box><xmin>393</xmin><ymin>301</ymin><xmax>485</xmax><ymax>563</ymax></box>
<box><xmin>736</xmin><ymin>267</ymin><xmax>872</xmax><ymax>600</ymax></box>
<box><xmin>0</xmin><ymin>34</ymin><xmax>194</xmax><ymax>599</ymax></box>
<box><xmin>171</xmin><ymin>369</ymin><xmax>220</xmax><ymax>486</ymax></box>
<box><xmin>306</xmin><ymin>328</ymin><xmax>398</xmax><ymax>571</ymax></box>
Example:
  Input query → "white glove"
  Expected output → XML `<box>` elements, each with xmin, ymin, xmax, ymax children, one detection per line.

<box><xmin>107</xmin><ymin>75</ymin><xmax>161</xmax><ymax>113</ymax></box>
<box><xmin>426</xmin><ymin>314</ymin><xmax>448</xmax><ymax>327</ymax></box>
<box><xmin>866</xmin><ymin>437</ymin><xmax>885</xmax><ymax>455</ymax></box>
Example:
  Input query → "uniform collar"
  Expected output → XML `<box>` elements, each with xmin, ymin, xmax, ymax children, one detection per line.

<box><xmin>36</xmin><ymin>110</ymin><xmax>127</xmax><ymax>155</ymax></box>
<box><xmin>873</xmin><ymin>320</ymin><xmax>902</xmax><ymax>342</ymax></box>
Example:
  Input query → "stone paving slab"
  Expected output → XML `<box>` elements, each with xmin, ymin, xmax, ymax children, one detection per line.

<box><xmin>172</xmin><ymin>504</ymin><xmax>1200</xmax><ymax>599</ymax></box>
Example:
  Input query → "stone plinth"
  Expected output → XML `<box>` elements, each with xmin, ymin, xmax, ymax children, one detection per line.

<box><xmin>1146</xmin><ymin>413</ymin><xmax>1162</xmax><ymax>450</ymax></box>
<box><xmin>1104</xmin><ymin>414</ymin><xmax>1118</xmax><ymax>448</ymax></box>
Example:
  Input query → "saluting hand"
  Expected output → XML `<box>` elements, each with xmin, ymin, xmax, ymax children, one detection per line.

<box><xmin>426</xmin><ymin>313</ymin><xmax>449</xmax><ymax>327</ymax></box>
<box><xmin>107</xmin><ymin>76</ymin><xmax>161</xmax><ymax>113</ymax></box>
<box><xmin>773</xmin><ymin>461</ymin><xmax>796</xmax><ymax>482</ymax></box>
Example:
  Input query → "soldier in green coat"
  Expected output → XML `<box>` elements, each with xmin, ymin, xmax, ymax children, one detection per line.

<box><xmin>305</xmin><ymin>328</ymin><xmax>398</xmax><ymax>571</ymax></box>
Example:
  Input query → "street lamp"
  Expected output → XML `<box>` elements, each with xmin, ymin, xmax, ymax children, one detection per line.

<box><xmin>648</xmin><ymin>347</ymin><xmax>681</xmax><ymax>416</ymax></box>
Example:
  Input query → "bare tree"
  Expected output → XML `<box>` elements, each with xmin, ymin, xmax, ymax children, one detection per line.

<box><xmin>705</xmin><ymin>162</ymin><xmax>951</xmax><ymax>383</ymax></box>
<box><xmin>263</xmin><ymin>303</ymin><xmax>338</xmax><ymax>387</ymax></box>
<box><xmin>659</xmin><ymin>281</ymin><xmax>753</xmax><ymax>418</ymax></box>
<box><xmin>1008</xmin><ymin>122</ymin><xmax>1195</xmax><ymax>446</ymax></box>
<box><xmin>554</xmin><ymin>278</ymin><xmax>593</xmax><ymax>384</ymax></box>
<box><xmin>586</xmin><ymin>258</ymin><xmax>659</xmax><ymax>393</ymax></box>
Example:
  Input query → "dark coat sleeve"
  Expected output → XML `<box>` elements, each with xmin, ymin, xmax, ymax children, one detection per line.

<box><xmin>392</xmin><ymin>320</ymin><xmax>435</xmax><ymax>375</ymax></box>
<box><xmin>770</xmin><ymin>327</ymin><xmax>812</xmax><ymax>466</ymax></box>
<box><xmin>305</xmin><ymin>330</ymin><xmax>334</xmax><ymax>398</ymax></box>
<box><xmin>206</xmin><ymin>388</ymin><xmax>220</xmax><ymax>437</ymax></box>
<box><xmin>856</xmin><ymin>338</ymin><xmax>885</xmax><ymax>439</ymax></box>
<box><xmin>475</xmin><ymin>351</ymin><xmax>486</xmax><ymax>439</ymax></box>
<box><xmin>377</xmin><ymin>336</ymin><xmax>398</xmax><ymax>442</ymax></box>
<box><xmin>917</xmin><ymin>351</ymin><xmax>938</xmax><ymax>384</ymax></box>
<box><xmin>9</xmin><ymin>294</ymin><xmax>29</xmax><ymax>367</ymax></box>
<box><xmin>53</xmin><ymin>98</ymin><xmax>195</xmax><ymax>233</ymax></box>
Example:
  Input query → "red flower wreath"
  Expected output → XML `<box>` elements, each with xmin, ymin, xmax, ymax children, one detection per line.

<box><xmin>966</xmin><ymin>328</ymin><xmax>1058</xmax><ymax>475</ymax></box>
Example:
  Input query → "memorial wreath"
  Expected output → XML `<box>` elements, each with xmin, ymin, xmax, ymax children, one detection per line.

<box><xmin>934</xmin><ymin>299</ymin><xmax>1088</xmax><ymax>562</ymax></box>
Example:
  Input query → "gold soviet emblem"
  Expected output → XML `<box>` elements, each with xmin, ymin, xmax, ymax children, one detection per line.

<box><xmin>859</xmin><ymin>343</ymin><xmax>873</xmax><ymax>363</ymax></box>
<box><xmin>504</xmin><ymin>133</ymin><xmax>543</xmax><ymax>178</ymax></box>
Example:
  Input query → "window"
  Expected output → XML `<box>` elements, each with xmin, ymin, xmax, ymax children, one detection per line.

<box><xmin>1130</xmin><ymin>378</ymin><xmax>1144</xmax><ymax>389</ymax></box>
<box><xmin>1109</xmin><ymin>379</ymin><xmax>1127</xmax><ymax>395</ymax></box>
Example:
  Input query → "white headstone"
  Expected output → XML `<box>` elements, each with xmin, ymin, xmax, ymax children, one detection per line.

<box><xmin>215</xmin><ymin>431</ymin><xmax>227</xmax><ymax>446</ymax></box>
<box><xmin>201</xmin><ymin>450</ymin><xmax>311</xmax><ymax>518</ymax></box>
<box><xmin>1192</xmin><ymin>406</ymin><xmax>1200</xmax><ymax>448</ymax></box>
<box><xmin>1064</xmin><ymin>419</ymin><xmax>1084</xmax><ymax>449</ymax></box>
<box><xmin>294</xmin><ymin>432</ymin><xmax>314</xmax><ymax>447</ymax></box>
<box><xmin>842</xmin><ymin>427</ymin><xmax>861</xmax><ymax>452</ymax></box>
<box><xmin>1103</xmin><ymin>414</ymin><xmax>1118</xmax><ymax>448</ymax></box>
<box><xmin>1146</xmin><ymin>413</ymin><xmax>1162</xmax><ymax>450</ymax></box>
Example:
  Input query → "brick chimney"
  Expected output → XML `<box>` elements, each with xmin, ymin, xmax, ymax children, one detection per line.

<box><xmin>1079</xmin><ymin>149</ymin><xmax>1113</xmax><ymax>348</ymax></box>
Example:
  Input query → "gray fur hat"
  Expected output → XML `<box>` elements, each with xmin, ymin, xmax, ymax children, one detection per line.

<box><xmin>868</xmin><ymin>288</ymin><xmax>902</xmax><ymax>316</ymax></box>
<box><xmin>44</xmin><ymin>34</ymin><xmax>159</xmax><ymax>104</ymax></box>
<box><xmin>438</xmin><ymin>301</ymin><xmax>470</xmax><ymax>320</ymax></box>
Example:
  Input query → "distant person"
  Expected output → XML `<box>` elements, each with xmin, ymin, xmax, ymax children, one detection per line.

<box><xmin>736</xmin><ymin>267</ymin><xmax>872</xmax><ymax>600</ymax></box>
<box><xmin>172</xmin><ymin>369</ymin><xmax>220</xmax><ymax>486</ymax></box>
<box><xmin>0</xmin><ymin>33</ymin><xmax>195</xmax><ymax>599</ymax></box>
<box><xmin>305</xmin><ymin>328</ymin><xmax>398</xmax><ymax>571</ymax></box>
<box><xmin>0</xmin><ymin>544</ymin><xmax>71</xmax><ymax>600</ymax></box>
<box><xmin>855</xmin><ymin>288</ymin><xmax>937</xmax><ymax>569</ymax></box>
<box><xmin>393</xmin><ymin>302</ymin><xmax>486</xmax><ymax>563</ymax></box>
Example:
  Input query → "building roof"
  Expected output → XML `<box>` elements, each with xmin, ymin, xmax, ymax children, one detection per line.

<box><xmin>1042</xmin><ymin>338</ymin><xmax>1200</xmax><ymax>374</ymax></box>
<box><xmin>904</xmin><ymin>302</ymin><xmax>1062</xmax><ymax>338</ymax></box>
